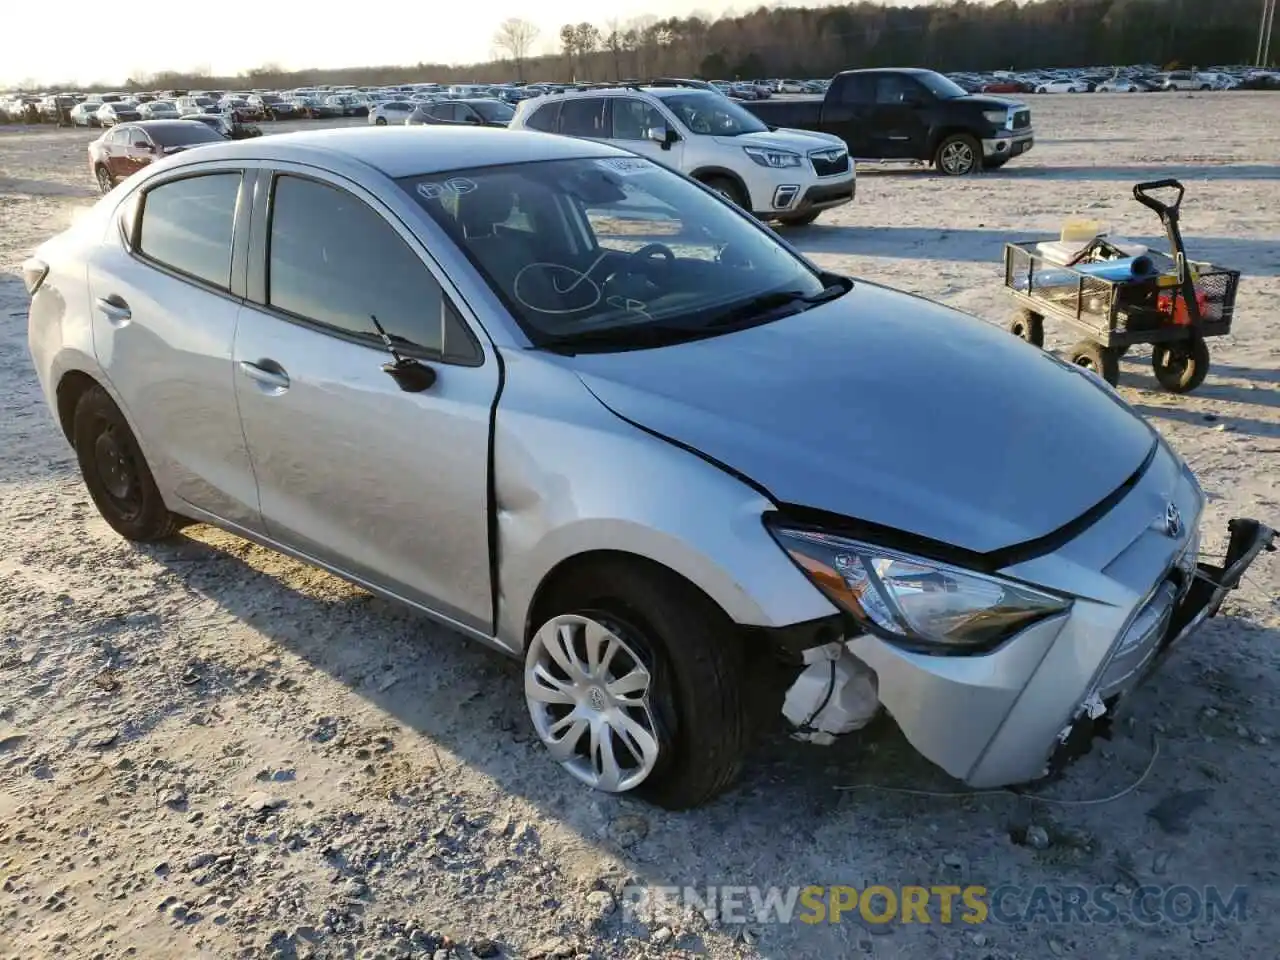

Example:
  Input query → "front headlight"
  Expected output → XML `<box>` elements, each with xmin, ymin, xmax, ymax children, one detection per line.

<box><xmin>767</xmin><ymin>523</ymin><xmax>1071</xmax><ymax>652</ymax></box>
<box><xmin>983</xmin><ymin>109</ymin><xmax>1010</xmax><ymax>126</ymax></box>
<box><xmin>743</xmin><ymin>146</ymin><xmax>801</xmax><ymax>168</ymax></box>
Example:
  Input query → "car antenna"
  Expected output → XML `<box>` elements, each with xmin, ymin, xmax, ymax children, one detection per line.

<box><xmin>370</xmin><ymin>314</ymin><xmax>437</xmax><ymax>393</ymax></box>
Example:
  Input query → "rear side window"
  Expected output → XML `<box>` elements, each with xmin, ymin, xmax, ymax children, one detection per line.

<box><xmin>266</xmin><ymin>175</ymin><xmax>445</xmax><ymax>354</ymax></box>
<box><xmin>836</xmin><ymin>74</ymin><xmax>875</xmax><ymax>104</ymax></box>
<box><xmin>523</xmin><ymin>101</ymin><xmax>561</xmax><ymax>132</ymax></box>
<box><xmin>558</xmin><ymin>97</ymin><xmax>608</xmax><ymax>137</ymax></box>
<box><xmin>138</xmin><ymin>173</ymin><xmax>241</xmax><ymax>289</ymax></box>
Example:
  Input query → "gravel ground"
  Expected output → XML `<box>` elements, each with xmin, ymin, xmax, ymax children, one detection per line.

<box><xmin>1</xmin><ymin>94</ymin><xmax>1279</xmax><ymax>960</ymax></box>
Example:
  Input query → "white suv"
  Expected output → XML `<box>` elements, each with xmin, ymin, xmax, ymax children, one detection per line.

<box><xmin>510</xmin><ymin>86</ymin><xmax>855</xmax><ymax>226</ymax></box>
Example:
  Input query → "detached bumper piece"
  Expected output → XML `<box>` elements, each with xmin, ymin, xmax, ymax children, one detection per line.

<box><xmin>1050</xmin><ymin>518</ymin><xmax>1275</xmax><ymax>774</ymax></box>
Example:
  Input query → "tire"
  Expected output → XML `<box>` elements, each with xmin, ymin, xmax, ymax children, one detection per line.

<box><xmin>95</xmin><ymin>165</ymin><xmax>115</xmax><ymax>194</ymax></box>
<box><xmin>1152</xmin><ymin>336</ymin><xmax>1210</xmax><ymax>393</ymax></box>
<box><xmin>1037</xmin><ymin>87</ymin><xmax>1047</xmax><ymax>94</ymax></box>
<box><xmin>1068</xmin><ymin>339</ymin><xmax>1120</xmax><ymax>387</ymax></box>
<box><xmin>524</xmin><ymin>557</ymin><xmax>748</xmax><ymax>810</ymax></box>
<box><xmin>1009</xmin><ymin>309</ymin><xmax>1044</xmax><ymax>347</ymax></box>
<box><xmin>934</xmin><ymin>133</ymin><xmax>980</xmax><ymax>176</ymax></box>
<box><xmin>72</xmin><ymin>385</ymin><xmax>181</xmax><ymax>541</ymax></box>
<box><xmin>375</xmin><ymin>116</ymin><xmax>387</xmax><ymax>125</ymax></box>
<box><xmin>776</xmin><ymin>210</ymin><xmax>821</xmax><ymax>227</ymax></box>
<box><xmin>701</xmin><ymin>175</ymin><xmax>748</xmax><ymax>210</ymax></box>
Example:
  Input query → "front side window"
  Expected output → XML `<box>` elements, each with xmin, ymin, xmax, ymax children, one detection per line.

<box><xmin>660</xmin><ymin>92</ymin><xmax>767</xmax><ymax>136</ymax></box>
<box><xmin>266</xmin><ymin>175</ymin><xmax>445</xmax><ymax>354</ymax></box>
<box><xmin>400</xmin><ymin>157</ymin><xmax>832</xmax><ymax>351</ymax></box>
<box><xmin>138</xmin><ymin>173</ymin><xmax>241</xmax><ymax>289</ymax></box>
<box><xmin>471</xmin><ymin>100</ymin><xmax>514</xmax><ymax>122</ymax></box>
<box><xmin>612</xmin><ymin>99</ymin><xmax>668</xmax><ymax>140</ymax></box>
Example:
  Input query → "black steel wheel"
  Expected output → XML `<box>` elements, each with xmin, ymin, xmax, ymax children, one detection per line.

<box><xmin>1009</xmin><ymin>309</ymin><xmax>1045</xmax><ymax>347</ymax></box>
<box><xmin>1152</xmin><ymin>336</ymin><xmax>1210</xmax><ymax>393</ymax></box>
<box><xmin>1068</xmin><ymin>339</ymin><xmax>1120</xmax><ymax>386</ymax></box>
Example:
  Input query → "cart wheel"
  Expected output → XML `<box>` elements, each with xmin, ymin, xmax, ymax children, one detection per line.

<box><xmin>1152</xmin><ymin>336</ymin><xmax>1210</xmax><ymax>393</ymax></box>
<box><xmin>1068</xmin><ymin>340</ymin><xmax>1120</xmax><ymax>387</ymax></box>
<box><xmin>1008</xmin><ymin>309</ymin><xmax>1044</xmax><ymax>348</ymax></box>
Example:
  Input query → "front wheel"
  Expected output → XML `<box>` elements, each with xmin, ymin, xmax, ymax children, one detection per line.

<box><xmin>1068</xmin><ymin>339</ymin><xmax>1120</xmax><ymax>386</ymax></box>
<box><xmin>73</xmin><ymin>385</ymin><xmax>182</xmax><ymax>541</ymax></box>
<box><xmin>375</xmin><ymin>116</ymin><xmax>387</xmax><ymax>125</ymax></box>
<box><xmin>1009</xmin><ymin>309</ymin><xmax>1044</xmax><ymax>347</ymax></box>
<box><xmin>701</xmin><ymin>175</ymin><xmax>748</xmax><ymax>210</ymax></box>
<box><xmin>934</xmin><ymin>133</ymin><xmax>980</xmax><ymax>176</ymax></box>
<box><xmin>95</xmin><ymin>165</ymin><xmax>115</xmax><ymax>194</ymax></box>
<box><xmin>776</xmin><ymin>210</ymin><xmax>821</xmax><ymax>227</ymax></box>
<box><xmin>1152</xmin><ymin>336</ymin><xmax>1210</xmax><ymax>393</ymax></box>
<box><xmin>524</xmin><ymin>559</ymin><xmax>748</xmax><ymax>809</ymax></box>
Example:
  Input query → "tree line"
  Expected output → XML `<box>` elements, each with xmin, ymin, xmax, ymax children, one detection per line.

<box><xmin>34</xmin><ymin>0</ymin><xmax>1271</xmax><ymax>92</ymax></box>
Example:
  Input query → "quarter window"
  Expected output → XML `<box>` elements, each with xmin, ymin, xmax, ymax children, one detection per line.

<box><xmin>138</xmin><ymin>173</ymin><xmax>241</xmax><ymax>289</ymax></box>
<box><xmin>524</xmin><ymin>101</ymin><xmax>560</xmax><ymax>132</ymax></box>
<box><xmin>266</xmin><ymin>175</ymin><xmax>445</xmax><ymax>354</ymax></box>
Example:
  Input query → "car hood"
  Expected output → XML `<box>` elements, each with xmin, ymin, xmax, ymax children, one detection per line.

<box><xmin>564</xmin><ymin>283</ymin><xmax>1155</xmax><ymax>554</ymax></box>
<box><xmin>714</xmin><ymin>128</ymin><xmax>847</xmax><ymax>153</ymax></box>
<box><xmin>958</xmin><ymin>93</ymin><xmax>1028</xmax><ymax>110</ymax></box>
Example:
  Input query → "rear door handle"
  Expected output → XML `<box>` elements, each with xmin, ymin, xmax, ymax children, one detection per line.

<box><xmin>238</xmin><ymin>359</ymin><xmax>290</xmax><ymax>391</ymax></box>
<box><xmin>94</xmin><ymin>295</ymin><xmax>131</xmax><ymax>324</ymax></box>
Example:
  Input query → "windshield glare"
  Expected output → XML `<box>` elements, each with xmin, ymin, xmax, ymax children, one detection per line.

<box><xmin>662</xmin><ymin>92</ymin><xmax>768</xmax><ymax>136</ymax></box>
<box><xmin>400</xmin><ymin>156</ymin><xmax>826</xmax><ymax>349</ymax></box>
<box><xmin>916</xmin><ymin>71</ymin><xmax>969</xmax><ymax>99</ymax></box>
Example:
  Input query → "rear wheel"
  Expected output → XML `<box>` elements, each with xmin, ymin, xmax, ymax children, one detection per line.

<box><xmin>1068</xmin><ymin>339</ymin><xmax>1120</xmax><ymax>386</ymax></box>
<box><xmin>524</xmin><ymin>558</ymin><xmax>748</xmax><ymax>809</ymax></box>
<box><xmin>73</xmin><ymin>385</ymin><xmax>181</xmax><ymax>541</ymax></box>
<box><xmin>375</xmin><ymin>116</ymin><xmax>387</xmax><ymax>125</ymax></box>
<box><xmin>1009</xmin><ymin>309</ymin><xmax>1044</xmax><ymax>347</ymax></box>
<box><xmin>934</xmin><ymin>133</ymin><xmax>980</xmax><ymax>176</ymax></box>
<box><xmin>1152</xmin><ymin>336</ymin><xmax>1210</xmax><ymax>393</ymax></box>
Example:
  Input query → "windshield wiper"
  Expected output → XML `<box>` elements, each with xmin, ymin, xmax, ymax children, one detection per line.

<box><xmin>535</xmin><ymin>323</ymin><xmax>707</xmax><ymax>355</ymax></box>
<box><xmin>702</xmin><ymin>280</ymin><xmax>849</xmax><ymax>329</ymax></box>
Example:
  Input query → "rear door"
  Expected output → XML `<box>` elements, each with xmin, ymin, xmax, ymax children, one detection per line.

<box><xmin>823</xmin><ymin>73</ymin><xmax>874</xmax><ymax>156</ymax></box>
<box><xmin>232</xmin><ymin>167</ymin><xmax>499</xmax><ymax>633</ymax></box>
<box><xmin>88</xmin><ymin>166</ymin><xmax>263</xmax><ymax>530</ymax></box>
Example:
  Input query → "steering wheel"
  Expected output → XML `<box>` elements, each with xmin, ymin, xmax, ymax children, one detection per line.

<box><xmin>632</xmin><ymin>243</ymin><xmax>676</xmax><ymax>265</ymax></box>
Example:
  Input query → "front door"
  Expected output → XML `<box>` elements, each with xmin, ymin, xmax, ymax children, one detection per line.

<box><xmin>87</xmin><ymin>168</ymin><xmax>263</xmax><ymax>529</ymax></box>
<box><xmin>869</xmin><ymin>74</ymin><xmax>931</xmax><ymax>160</ymax></box>
<box><xmin>232</xmin><ymin>170</ymin><xmax>499</xmax><ymax>633</ymax></box>
<box><xmin>608</xmin><ymin>97</ymin><xmax>686</xmax><ymax>170</ymax></box>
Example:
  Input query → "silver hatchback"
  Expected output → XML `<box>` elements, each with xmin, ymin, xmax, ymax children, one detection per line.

<box><xmin>23</xmin><ymin>128</ymin><xmax>1274</xmax><ymax>808</ymax></box>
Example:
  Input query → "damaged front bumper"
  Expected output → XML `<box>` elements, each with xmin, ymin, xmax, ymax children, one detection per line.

<box><xmin>780</xmin><ymin>518</ymin><xmax>1275</xmax><ymax>785</ymax></box>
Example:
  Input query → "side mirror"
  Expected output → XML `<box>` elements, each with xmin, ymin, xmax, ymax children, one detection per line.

<box><xmin>134</xmin><ymin>140</ymin><xmax>152</xmax><ymax>151</ymax></box>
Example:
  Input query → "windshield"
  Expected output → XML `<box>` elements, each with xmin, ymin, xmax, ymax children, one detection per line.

<box><xmin>661</xmin><ymin>91</ymin><xmax>768</xmax><ymax>136</ymax></box>
<box><xmin>916</xmin><ymin>71</ymin><xmax>969</xmax><ymax>100</ymax></box>
<box><xmin>151</xmin><ymin>123</ymin><xmax>225</xmax><ymax>145</ymax></box>
<box><xmin>400</xmin><ymin>156</ymin><xmax>832</xmax><ymax>351</ymax></box>
<box><xmin>471</xmin><ymin>100</ymin><xmax>514</xmax><ymax>121</ymax></box>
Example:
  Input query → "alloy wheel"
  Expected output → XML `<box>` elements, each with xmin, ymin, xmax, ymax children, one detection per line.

<box><xmin>96</xmin><ymin>167</ymin><xmax>113</xmax><ymax>193</ymax></box>
<box><xmin>940</xmin><ymin>141</ymin><xmax>975</xmax><ymax>175</ymax></box>
<box><xmin>525</xmin><ymin>613</ymin><xmax>661</xmax><ymax>792</ymax></box>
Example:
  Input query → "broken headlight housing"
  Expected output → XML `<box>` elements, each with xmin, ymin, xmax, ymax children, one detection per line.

<box><xmin>767</xmin><ymin>523</ymin><xmax>1071</xmax><ymax>653</ymax></box>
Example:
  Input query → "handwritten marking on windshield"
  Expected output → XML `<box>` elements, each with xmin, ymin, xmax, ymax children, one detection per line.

<box><xmin>416</xmin><ymin>178</ymin><xmax>479</xmax><ymax>200</ymax></box>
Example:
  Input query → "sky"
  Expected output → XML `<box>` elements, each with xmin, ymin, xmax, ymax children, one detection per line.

<box><xmin>2</xmin><ymin>0</ymin><xmax>849</xmax><ymax>88</ymax></box>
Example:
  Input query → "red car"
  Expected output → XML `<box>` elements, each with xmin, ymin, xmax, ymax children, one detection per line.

<box><xmin>87</xmin><ymin>119</ymin><xmax>225</xmax><ymax>194</ymax></box>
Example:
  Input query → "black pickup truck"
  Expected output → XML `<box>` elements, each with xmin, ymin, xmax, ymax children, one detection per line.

<box><xmin>742</xmin><ymin>68</ymin><xmax>1034</xmax><ymax>175</ymax></box>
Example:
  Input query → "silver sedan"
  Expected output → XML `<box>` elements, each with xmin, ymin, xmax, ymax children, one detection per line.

<box><xmin>22</xmin><ymin>128</ymin><xmax>1274</xmax><ymax>808</ymax></box>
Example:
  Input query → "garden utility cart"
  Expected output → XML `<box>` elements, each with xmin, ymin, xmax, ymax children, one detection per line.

<box><xmin>1002</xmin><ymin>179</ymin><xmax>1241</xmax><ymax>392</ymax></box>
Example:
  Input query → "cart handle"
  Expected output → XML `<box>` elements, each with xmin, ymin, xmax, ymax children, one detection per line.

<box><xmin>1133</xmin><ymin>179</ymin><xmax>1185</xmax><ymax>217</ymax></box>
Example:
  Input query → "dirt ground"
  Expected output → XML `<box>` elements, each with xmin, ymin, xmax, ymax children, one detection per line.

<box><xmin>2</xmin><ymin>93</ymin><xmax>1279</xmax><ymax>960</ymax></box>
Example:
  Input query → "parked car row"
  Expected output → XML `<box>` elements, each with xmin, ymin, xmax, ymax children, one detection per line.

<box><xmin>944</xmin><ymin>65</ymin><xmax>1279</xmax><ymax>94</ymax></box>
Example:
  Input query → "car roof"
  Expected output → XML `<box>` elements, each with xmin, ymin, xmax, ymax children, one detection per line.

<box><xmin>160</xmin><ymin>126</ymin><xmax>629</xmax><ymax>178</ymax></box>
<box><xmin>125</xmin><ymin>119</ymin><xmax>213</xmax><ymax>131</ymax></box>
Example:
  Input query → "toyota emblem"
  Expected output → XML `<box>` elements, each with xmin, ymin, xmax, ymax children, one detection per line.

<box><xmin>1164</xmin><ymin>502</ymin><xmax>1182</xmax><ymax>539</ymax></box>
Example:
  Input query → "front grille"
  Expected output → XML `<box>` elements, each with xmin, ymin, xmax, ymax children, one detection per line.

<box><xmin>1013</xmin><ymin>109</ymin><xmax>1031</xmax><ymax>130</ymax></box>
<box><xmin>810</xmin><ymin>149</ymin><xmax>851</xmax><ymax>177</ymax></box>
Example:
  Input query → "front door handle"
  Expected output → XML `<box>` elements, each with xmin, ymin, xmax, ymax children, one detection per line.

<box><xmin>238</xmin><ymin>359</ymin><xmax>290</xmax><ymax>391</ymax></box>
<box><xmin>95</xmin><ymin>295</ymin><xmax>131</xmax><ymax>324</ymax></box>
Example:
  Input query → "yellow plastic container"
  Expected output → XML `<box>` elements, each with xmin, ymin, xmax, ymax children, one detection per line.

<box><xmin>1060</xmin><ymin>216</ymin><xmax>1107</xmax><ymax>242</ymax></box>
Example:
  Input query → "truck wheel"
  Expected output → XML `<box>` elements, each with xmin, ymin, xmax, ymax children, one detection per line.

<box><xmin>1068</xmin><ymin>340</ymin><xmax>1120</xmax><ymax>387</ymax></box>
<box><xmin>776</xmin><ymin>210</ymin><xmax>821</xmax><ymax>227</ymax></box>
<box><xmin>524</xmin><ymin>557</ymin><xmax>748</xmax><ymax>810</ymax></box>
<box><xmin>1152</xmin><ymin>336</ymin><xmax>1210</xmax><ymax>393</ymax></box>
<box><xmin>702</xmin><ymin>176</ymin><xmax>748</xmax><ymax>210</ymax></box>
<box><xmin>934</xmin><ymin>134</ymin><xmax>980</xmax><ymax>176</ymax></box>
<box><xmin>1009</xmin><ymin>309</ymin><xmax>1044</xmax><ymax>347</ymax></box>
